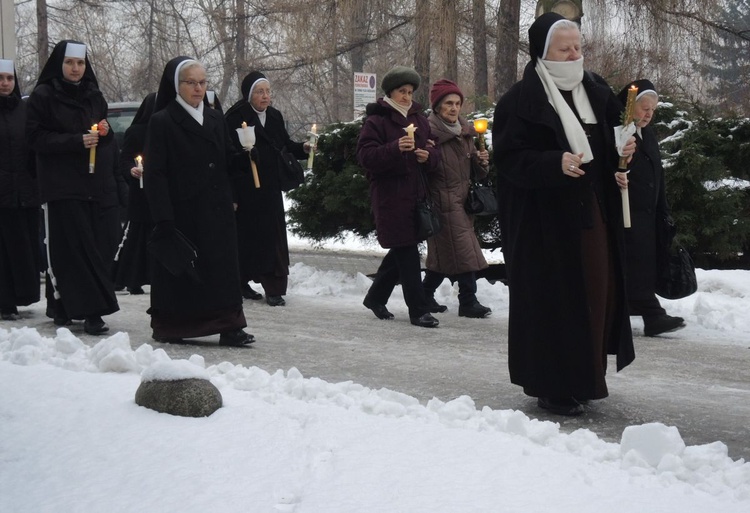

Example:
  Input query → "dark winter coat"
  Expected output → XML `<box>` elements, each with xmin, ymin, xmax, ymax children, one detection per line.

<box><xmin>0</xmin><ymin>96</ymin><xmax>37</xmax><ymax>208</ymax></box>
<box><xmin>624</xmin><ymin>126</ymin><xmax>670</xmax><ymax>300</ymax></box>
<box><xmin>143</xmin><ymin>100</ymin><xmax>243</xmax><ymax>314</ymax></box>
<box><xmin>224</xmin><ymin>103</ymin><xmax>306</xmax><ymax>277</ymax></box>
<box><xmin>357</xmin><ymin>99</ymin><xmax>440</xmax><ymax>248</ymax></box>
<box><xmin>424</xmin><ymin>113</ymin><xmax>488</xmax><ymax>275</ymax></box>
<box><xmin>492</xmin><ymin>61</ymin><xmax>635</xmax><ymax>396</ymax></box>
<box><xmin>26</xmin><ymin>78</ymin><xmax>114</xmax><ymax>203</ymax></box>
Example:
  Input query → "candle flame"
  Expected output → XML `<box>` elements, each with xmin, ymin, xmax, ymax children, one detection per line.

<box><xmin>91</xmin><ymin>124</ymin><xmax>98</xmax><ymax>131</ymax></box>
<box><xmin>312</xmin><ymin>123</ymin><xmax>317</xmax><ymax>134</ymax></box>
<box><xmin>135</xmin><ymin>155</ymin><xmax>143</xmax><ymax>164</ymax></box>
<box><xmin>473</xmin><ymin>118</ymin><xmax>488</xmax><ymax>134</ymax></box>
<box><xmin>241</xmin><ymin>121</ymin><xmax>247</xmax><ymax>129</ymax></box>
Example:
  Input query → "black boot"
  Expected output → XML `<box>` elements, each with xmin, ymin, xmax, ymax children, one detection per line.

<box><xmin>410</xmin><ymin>313</ymin><xmax>440</xmax><ymax>328</ymax></box>
<box><xmin>84</xmin><ymin>316</ymin><xmax>109</xmax><ymax>335</ymax></box>
<box><xmin>458</xmin><ymin>302</ymin><xmax>492</xmax><ymax>318</ymax></box>
<box><xmin>644</xmin><ymin>314</ymin><xmax>685</xmax><ymax>337</ymax></box>
<box><xmin>219</xmin><ymin>329</ymin><xmax>255</xmax><ymax>346</ymax></box>
<box><xmin>425</xmin><ymin>296</ymin><xmax>447</xmax><ymax>313</ymax></box>
<box><xmin>363</xmin><ymin>297</ymin><xmax>394</xmax><ymax>320</ymax></box>
<box><xmin>241</xmin><ymin>283</ymin><xmax>263</xmax><ymax>300</ymax></box>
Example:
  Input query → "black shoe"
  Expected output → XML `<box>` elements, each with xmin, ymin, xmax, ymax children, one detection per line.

<box><xmin>53</xmin><ymin>316</ymin><xmax>72</xmax><ymax>326</ymax></box>
<box><xmin>458</xmin><ymin>302</ymin><xmax>492</xmax><ymax>318</ymax></box>
<box><xmin>151</xmin><ymin>333</ymin><xmax>183</xmax><ymax>344</ymax></box>
<box><xmin>266</xmin><ymin>295</ymin><xmax>286</xmax><ymax>306</ymax></box>
<box><xmin>537</xmin><ymin>397</ymin><xmax>585</xmax><ymax>416</ymax></box>
<box><xmin>241</xmin><ymin>283</ymin><xmax>263</xmax><ymax>300</ymax></box>
<box><xmin>219</xmin><ymin>329</ymin><xmax>255</xmax><ymax>346</ymax></box>
<box><xmin>644</xmin><ymin>314</ymin><xmax>685</xmax><ymax>337</ymax></box>
<box><xmin>425</xmin><ymin>296</ymin><xmax>447</xmax><ymax>313</ymax></box>
<box><xmin>363</xmin><ymin>297</ymin><xmax>394</xmax><ymax>320</ymax></box>
<box><xmin>410</xmin><ymin>313</ymin><xmax>440</xmax><ymax>328</ymax></box>
<box><xmin>127</xmin><ymin>286</ymin><xmax>145</xmax><ymax>295</ymax></box>
<box><xmin>84</xmin><ymin>316</ymin><xmax>109</xmax><ymax>335</ymax></box>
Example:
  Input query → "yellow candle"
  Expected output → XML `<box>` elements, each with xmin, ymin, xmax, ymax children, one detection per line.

<box><xmin>403</xmin><ymin>123</ymin><xmax>417</xmax><ymax>140</ymax></box>
<box><xmin>88</xmin><ymin>124</ymin><xmax>98</xmax><ymax>173</ymax></box>
<box><xmin>135</xmin><ymin>155</ymin><xmax>143</xmax><ymax>189</ymax></box>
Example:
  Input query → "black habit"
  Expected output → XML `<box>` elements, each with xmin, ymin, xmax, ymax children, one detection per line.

<box><xmin>144</xmin><ymin>59</ymin><xmax>246</xmax><ymax>339</ymax></box>
<box><xmin>492</xmin><ymin>60</ymin><xmax>634</xmax><ymax>401</ymax></box>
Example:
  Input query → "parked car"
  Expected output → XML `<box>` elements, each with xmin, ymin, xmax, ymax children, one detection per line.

<box><xmin>108</xmin><ymin>101</ymin><xmax>140</xmax><ymax>148</ymax></box>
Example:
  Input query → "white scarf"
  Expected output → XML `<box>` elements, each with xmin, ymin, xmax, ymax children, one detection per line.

<box><xmin>175</xmin><ymin>94</ymin><xmax>204</xmax><ymax>126</ymax></box>
<box><xmin>383</xmin><ymin>96</ymin><xmax>411</xmax><ymax>118</ymax></box>
<box><xmin>535</xmin><ymin>57</ymin><xmax>596</xmax><ymax>163</ymax></box>
<box><xmin>252</xmin><ymin>105</ymin><xmax>267</xmax><ymax>127</ymax></box>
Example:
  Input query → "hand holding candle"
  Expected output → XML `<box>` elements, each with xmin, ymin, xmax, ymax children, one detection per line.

<box><xmin>237</xmin><ymin>121</ymin><xmax>260</xmax><ymax>188</ymax></box>
<box><xmin>473</xmin><ymin>118</ymin><xmax>488</xmax><ymax>151</ymax></box>
<box><xmin>306</xmin><ymin>123</ymin><xmax>319</xmax><ymax>170</ymax></box>
<box><xmin>135</xmin><ymin>155</ymin><xmax>143</xmax><ymax>189</ymax></box>
<box><xmin>88</xmin><ymin>124</ymin><xmax>98</xmax><ymax>174</ymax></box>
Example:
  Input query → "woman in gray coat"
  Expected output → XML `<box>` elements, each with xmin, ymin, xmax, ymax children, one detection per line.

<box><xmin>422</xmin><ymin>79</ymin><xmax>491</xmax><ymax>319</ymax></box>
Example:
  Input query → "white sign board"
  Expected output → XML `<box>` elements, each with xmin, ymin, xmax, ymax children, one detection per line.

<box><xmin>353</xmin><ymin>72</ymin><xmax>377</xmax><ymax>119</ymax></box>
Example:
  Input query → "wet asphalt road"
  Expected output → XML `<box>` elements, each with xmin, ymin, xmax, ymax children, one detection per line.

<box><xmin>8</xmin><ymin>248</ymin><xmax>750</xmax><ymax>461</ymax></box>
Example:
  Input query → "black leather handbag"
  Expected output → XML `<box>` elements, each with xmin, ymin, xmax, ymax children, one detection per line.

<box><xmin>415</xmin><ymin>198</ymin><xmax>442</xmax><ymax>240</ymax></box>
<box><xmin>276</xmin><ymin>146</ymin><xmax>305</xmax><ymax>191</ymax></box>
<box><xmin>656</xmin><ymin>245</ymin><xmax>698</xmax><ymax>299</ymax></box>
<box><xmin>465</xmin><ymin>161</ymin><xmax>498</xmax><ymax>216</ymax></box>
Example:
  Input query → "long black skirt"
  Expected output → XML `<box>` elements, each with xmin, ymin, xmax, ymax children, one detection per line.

<box><xmin>44</xmin><ymin>200</ymin><xmax>119</xmax><ymax>319</ymax></box>
<box><xmin>113</xmin><ymin>219</ymin><xmax>154</xmax><ymax>290</ymax></box>
<box><xmin>0</xmin><ymin>207</ymin><xmax>41</xmax><ymax>308</ymax></box>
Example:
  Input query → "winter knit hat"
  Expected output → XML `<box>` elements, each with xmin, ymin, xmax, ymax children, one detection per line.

<box><xmin>381</xmin><ymin>66</ymin><xmax>421</xmax><ymax>96</ymax></box>
<box><xmin>430</xmin><ymin>79</ymin><xmax>464</xmax><ymax>110</ymax></box>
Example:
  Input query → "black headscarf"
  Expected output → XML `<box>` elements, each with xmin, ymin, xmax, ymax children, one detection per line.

<box><xmin>131</xmin><ymin>92</ymin><xmax>158</xmax><ymax>126</ymax></box>
<box><xmin>226</xmin><ymin>71</ymin><xmax>268</xmax><ymax>119</ymax></box>
<box><xmin>528</xmin><ymin>12</ymin><xmax>567</xmax><ymax>62</ymax></box>
<box><xmin>240</xmin><ymin>71</ymin><xmax>268</xmax><ymax>103</ymax></box>
<box><xmin>154</xmin><ymin>56</ymin><xmax>194</xmax><ymax>112</ymax></box>
<box><xmin>35</xmin><ymin>40</ymin><xmax>99</xmax><ymax>88</ymax></box>
<box><xmin>617</xmin><ymin>79</ymin><xmax>658</xmax><ymax>106</ymax></box>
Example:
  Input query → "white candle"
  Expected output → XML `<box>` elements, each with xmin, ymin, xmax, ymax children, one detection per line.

<box><xmin>403</xmin><ymin>123</ymin><xmax>417</xmax><ymax>140</ymax></box>
<box><xmin>135</xmin><ymin>156</ymin><xmax>143</xmax><ymax>189</ymax></box>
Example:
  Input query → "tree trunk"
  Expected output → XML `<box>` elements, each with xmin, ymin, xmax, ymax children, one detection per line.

<box><xmin>495</xmin><ymin>0</ymin><xmax>521</xmax><ymax>99</ymax></box>
<box><xmin>414</xmin><ymin>0</ymin><xmax>431</xmax><ymax>106</ymax></box>
<box><xmin>472</xmin><ymin>0</ymin><xmax>489</xmax><ymax>102</ymax></box>
<box><xmin>440</xmin><ymin>0</ymin><xmax>458</xmax><ymax>81</ymax></box>
<box><xmin>36</xmin><ymin>0</ymin><xmax>48</xmax><ymax>74</ymax></box>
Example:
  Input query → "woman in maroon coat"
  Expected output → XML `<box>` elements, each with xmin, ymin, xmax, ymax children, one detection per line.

<box><xmin>356</xmin><ymin>66</ymin><xmax>441</xmax><ymax>328</ymax></box>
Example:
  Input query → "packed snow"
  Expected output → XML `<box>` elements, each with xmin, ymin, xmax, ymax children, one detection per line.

<box><xmin>1</xmin><ymin>252</ymin><xmax>750</xmax><ymax>511</ymax></box>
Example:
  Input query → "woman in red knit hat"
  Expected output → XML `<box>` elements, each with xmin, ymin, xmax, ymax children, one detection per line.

<box><xmin>421</xmin><ymin>79</ymin><xmax>492</xmax><ymax>318</ymax></box>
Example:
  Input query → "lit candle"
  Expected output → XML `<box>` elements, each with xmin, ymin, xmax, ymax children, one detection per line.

<box><xmin>238</xmin><ymin>121</ymin><xmax>260</xmax><ymax>188</ymax></box>
<box><xmin>307</xmin><ymin>123</ymin><xmax>319</xmax><ymax>170</ymax></box>
<box><xmin>88</xmin><ymin>124</ymin><xmax>98</xmax><ymax>173</ymax></box>
<box><xmin>135</xmin><ymin>155</ymin><xmax>143</xmax><ymax>189</ymax></box>
<box><xmin>472</xmin><ymin>118</ymin><xmax>488</xmax><ymax>151</ymax></box>
<box><xmin>403</xmin><ymin>123</ymin><xmax>417</xmax><ymax>140</ymax></box>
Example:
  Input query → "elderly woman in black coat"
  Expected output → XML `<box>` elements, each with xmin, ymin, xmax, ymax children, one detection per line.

<box><xmin>224</xmin><ymin>71</ymin><xmax>309</xmax><ymax>307</ymax></box>
<box><xmin>0</xmin><ymin>59</ymin><xmax>40</xmax><ymax>321</ymax></box>
<box><xmin>26</xmin><ymin>40</ymin><xmax>119</xmax><ymax>334</ymax></box>
<box><xmin>492</xmin><ymin>13</ymin><xmax>636</xmax><ymax>415</ymax></box>
<box><xmin>143</xmin><ymin>56</ymin><xmax>253</xmax><ymax>347</ymax></box>
<box><xmin>615</xmin><ymin>80</ymin><xmax>685</xmax><ymax>337</ymax></box>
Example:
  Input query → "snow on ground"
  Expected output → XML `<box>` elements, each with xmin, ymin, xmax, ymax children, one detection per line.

<box><xmin>1</xmin><ymin>256</ymin><xmax>750</xmax><ymax>511</ymax></box>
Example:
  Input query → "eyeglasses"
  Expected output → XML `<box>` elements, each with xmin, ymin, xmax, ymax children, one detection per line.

<box><xmin>252</xmin><ymin>88</ymin><xmax>271</xmax><ymax>96</ymax></box>
<box><xmin>180</xmin><ymin>80</ymin><xmax>208</xmax><ymax>89</ymax></box>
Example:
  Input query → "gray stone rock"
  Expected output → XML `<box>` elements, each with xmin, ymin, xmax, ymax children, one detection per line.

<box><xmin>135</xmin><ymin>378</ymin><xmax>222</xmax><ymax>417</ymax></box>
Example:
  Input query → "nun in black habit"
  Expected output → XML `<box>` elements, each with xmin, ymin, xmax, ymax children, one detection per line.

<box><xmin>113</xmin><ymin>92</ymin><xmax>157</xmax><ymax>294</ymax></box>
<box><xmin>224</xmin><ymin>71</ymin><xmax>310</xmax><ymax>306</ymax></box>
<box><xmin>143</xmin><ymin>56</ymin><xmax>254</xmax><ymax>346</ymax></box>
<box><xmin>492</xmin><ymin>14</ymin><xmax>636</xmax><ymax>415</ymax></box>
<box><xmin>26</xmin><ymin>40</ymin><xmax>119</xmax><ymax>334</ymax></box>
<box><xmin>0</xmin><ymin>58</ymin><xmax>40</xmax><ymax>320</ymax></box>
